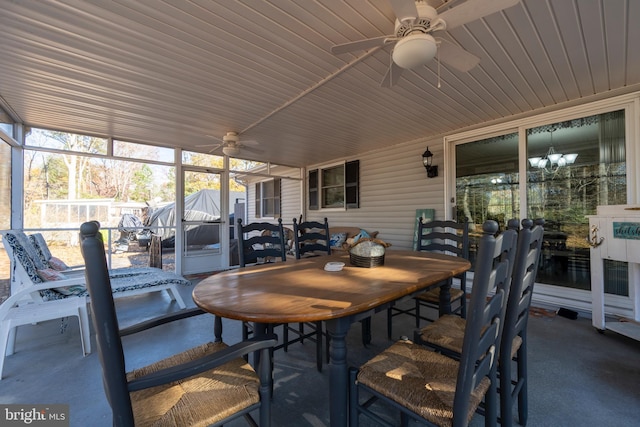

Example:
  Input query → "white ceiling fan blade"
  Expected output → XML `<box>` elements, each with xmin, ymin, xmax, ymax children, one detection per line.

<box><xmin>195</xmin><ymin>142</ymin><xmax>222</xmax><ymax>151</ymax></box>
<box><xmin>331</xmin><ymin>35</ymin><xmax>392</xmax><ymax>55</ymax></box>
<box><xmin>380</xmin><ymin>60</ymin><xmax>404</xmax><ymax>88</ymax></box>
<box><xmin>240</xmin><ymin>145</ymin><xmax>263</xmax><ymax>154</ymax></box>
<box><xmin>389</xmin><ymin>0</ymin><xmax>419</xmax><ymax>24</ymax></box>
<box><xmin>241</xmin><ymin>139</ymin><xmax>259</xmax><ymax>146</ymax></box>
<box><xmin>439</xmin><ymin>0</ymin><xmax>520</xmax><ymax>30</ymax></box>
<box><xmin>437</xmin><ymin>38</ymin><xmax>480</xmax><ymax>72</ymax></box>
<box><xmin>206</xmin><ymin>144</ymin><xmax>223</xmax><ymax>154</ymax></box>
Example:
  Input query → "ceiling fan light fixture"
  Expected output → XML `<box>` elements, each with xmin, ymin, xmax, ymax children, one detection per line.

<box><xmin>222</xmin><ymin>145</ymin><xmax>241</xmax><ymax>156</ymax></box>
<box><xmin>392</xmin><ymin>33</ymin><xmax>437</xmax><ymax>69</ymax></box>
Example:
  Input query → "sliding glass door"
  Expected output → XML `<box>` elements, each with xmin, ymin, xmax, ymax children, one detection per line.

<box><xmin>452</xmin><ymin>108</ymin><xmax>628</xmax><ymax>295</ymax></box>
<box><xmin>526</xmin><ymin>111</ymin><xmax>627</xmax><ymax>292</ymax></box>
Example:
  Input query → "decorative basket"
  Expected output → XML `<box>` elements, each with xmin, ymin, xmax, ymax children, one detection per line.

<box><xmin>349</xmin><ymin>252</ymin><xmax>385</xmax><ymax>268</ymax></box>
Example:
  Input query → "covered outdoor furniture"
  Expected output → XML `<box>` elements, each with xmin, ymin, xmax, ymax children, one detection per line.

<box><xmin>349</xmin><ymin>220</ymin><xmax>517</xmax><ymax>427</ymax></box>
<box><xmin>387</xmin><ymin>218</ymin><xmax>470</xmax><ymax>339</ymax></box>
<box><xmin>79</xmin><ymin>220</ymin><xmax>276</xmax><ymax>427</ymax></box>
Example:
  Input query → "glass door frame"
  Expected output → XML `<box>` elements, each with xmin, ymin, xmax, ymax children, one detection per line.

<box><xmin>178</xmin><ymin>164</ymin><xmax>229</xmax><ymax>275</ymax></box>
<box><xmin>444</xmin><ymin>92</ymin><xmax>640</xmax><ymax>317</ymax></box>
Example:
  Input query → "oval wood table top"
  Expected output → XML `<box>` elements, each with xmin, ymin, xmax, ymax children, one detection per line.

<box><xmin>192</xmin><ymin>249</ymin><xmax>471</xmax><ymax>324</ymax></box>
<box><xmin>192</xmin><ymin>249</ymin><xmax>470</xmax><ymax>427</ymax></box>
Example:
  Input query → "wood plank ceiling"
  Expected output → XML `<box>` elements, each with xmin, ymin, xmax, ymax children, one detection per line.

<box><xmin>1</xmin><ymin>0</ymin><xmax>638</xmax><ymax>168</ymax></box>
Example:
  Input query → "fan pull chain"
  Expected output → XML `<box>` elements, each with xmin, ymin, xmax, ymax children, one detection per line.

<box><xmin>437</xmin><ymin>48</ymin><xmax>441</xmax><ymax>88</ymax></box>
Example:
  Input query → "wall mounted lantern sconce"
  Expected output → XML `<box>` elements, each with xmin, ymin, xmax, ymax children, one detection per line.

<box><xmin>422</xmin><ymin>147</ymin><xmax>438</xmax><ymax>178</ymax></box>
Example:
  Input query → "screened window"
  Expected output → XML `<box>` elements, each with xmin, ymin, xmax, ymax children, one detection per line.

<box><xmin>25</xmin><ymin>128</ymin><xmax>107</xmax><ymax>155</ymax></box>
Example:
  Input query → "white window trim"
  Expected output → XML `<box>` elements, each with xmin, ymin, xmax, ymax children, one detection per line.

<box><xmin>255</xmin><ymin>178</ymin><xmax>280</xmax><ymax>219</ymax></box>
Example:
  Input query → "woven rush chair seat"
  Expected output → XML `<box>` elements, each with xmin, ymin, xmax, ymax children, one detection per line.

<box><xmin>356</xmin><ymin>340</ymin><xmax>490</xmax><ymax>427</ymax></box>
<box><xmin>417</xmin><ymin>314</ymin><xmax>466</xmax><ymax>354</ymax></box>
<box><xmin>416</xmin><ymin>287</ymin><xmax>465</xmax><ymax>305</ymax></box>
<box><xmin>127</xmin><ymin>341</ymin><xmax>261</xmax><ymax>426</ymax></box>
<box><xmin>418</xmin><ymin>315</ymin><xmax>523</xmax><ymax>359</ymax></box>
<box><xmin>387</xmin><ymin>219</ymin><xmax>469</xmax><ymax>340</ymax></box>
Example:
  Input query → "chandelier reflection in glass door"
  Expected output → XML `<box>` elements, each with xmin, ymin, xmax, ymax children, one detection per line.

<box><xmin>528</xmin><ymin>131</ymin><xmax>578</xmax><ymax>169</ymax></box>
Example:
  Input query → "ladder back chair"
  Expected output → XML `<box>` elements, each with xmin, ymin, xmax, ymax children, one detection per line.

<box><xmin>237</xmin><ymin>218</ymin><xmax>325</xmax><ymax>372</ymax></box>
<box><xmin>292</xmin><ymin>217</ymin><xmax>331</xmax><ymax>258</ymax></box>
<box><xmin>500</xmin><ymin>219</ymin><xmax>544</xmax><ymax>427</ymax></box>
<box><xmin>290</xmin><ymin>217</ymin><xmax>331</xmax><ymax>371</ymax></box>
<box><xmin>349</xmin><ymin>220</ymin><xmax>518</xmax><ymax>427</ymax></box>
<box><xmin>237</xmin><ymin>217</ymin><xmax>286</xmax><ymax>343</ymax></box>
<box><xmin>414</xmin><ymin>219</ymin><xmax>544</xmax><ymax>427</ymax></box>
<box><xmin>387</xmin><ymin>218</ymin><xmax>470</xmax><ymax>340</ymax></box>
<box><xmin>79</xmin><ymin>221</ymin><xmax>276</xmax><ymax>427</ymax></box>
<box><xmin>237</xmin><ymin>218</ymin><xmax>287</xmax><ymax>268</ymax></box>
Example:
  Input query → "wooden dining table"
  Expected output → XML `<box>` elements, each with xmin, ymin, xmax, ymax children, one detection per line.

<box><xmin>192</xmin><ymin>249</ymin><xmax>471</xmax><ymax>427</ymax></box>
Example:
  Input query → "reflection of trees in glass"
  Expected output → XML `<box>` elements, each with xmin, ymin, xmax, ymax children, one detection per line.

<box><xmin>456</xmin><ymin>173</ymin><xmax>518</xmax><ymax>230</ymax></box>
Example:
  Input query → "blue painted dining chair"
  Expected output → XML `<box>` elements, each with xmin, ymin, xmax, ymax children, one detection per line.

<box><xmin>349</xmin><ymin>220</ymin><xmax>518</xmax><ymax>427</ymax></box>
<box><xmin>387</xmin><ymin>218</ymin><xmax>470</xmax><ymax>340</ymax></box>
<box><xmin>79</xmin><ymin>220</ymin><xmax>277</xmax><ymax>427</ymax></box>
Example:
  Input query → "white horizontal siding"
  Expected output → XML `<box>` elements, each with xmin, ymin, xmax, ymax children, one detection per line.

<box><xmin>306</xmin><ymin>135</ymin><xmax>446</xmax><ymax>250</ymax></box>
<box><xmin>245</xmin><ymin>176</ymin><xmax>301</xmax><ymax>229</ymax></box>
<box><xmin>280</xmin><ymin>178</ymin><xmax>302</xmax><ymax>229</ymax></box>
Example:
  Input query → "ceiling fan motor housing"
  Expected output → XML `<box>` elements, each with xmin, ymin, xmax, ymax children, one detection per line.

<box><xmin>222</xmin><ymin>131</ymin><xmax>239</xmax><ymax>144</ymax></box>
<box><xmin>392</xmin><ymin>3</ymin><xmax>441</xmax><ymax>69</ymax></box>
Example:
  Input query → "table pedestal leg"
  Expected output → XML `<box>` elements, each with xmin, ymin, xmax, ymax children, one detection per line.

<box><xmin>438</xmin><ymin>278</ymin><xmax>453</xmax><ymax>316</ymax></box>
<box><xmin>326</xmin><ymin>317</ymin><xmax>351</xmax><ymax>427</ymax></box>
<box><xmin>251</xmin><ymin>322</ymin><xmax>273</xmax><ymax>396</ymax></box>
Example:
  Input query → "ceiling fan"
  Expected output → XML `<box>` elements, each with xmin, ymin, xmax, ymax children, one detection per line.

<box><xmin>197</xmin><ymin>131</ymin><xmax>261</xmax><ymax>156</ymax></box>
<box><xmin>330</xmin><ymin>0</ymin><xmax>520</xmax><ymax>87</ymax></box>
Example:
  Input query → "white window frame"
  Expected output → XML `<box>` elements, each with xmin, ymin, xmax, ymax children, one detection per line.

<box><xmin>255</xmin><ymin>178</ymin><xmax>280</xmax><ymax>218</ymax></box>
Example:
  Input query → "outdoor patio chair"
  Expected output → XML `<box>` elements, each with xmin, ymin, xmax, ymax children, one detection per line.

<box><xmin>3</xmin><ymin>230</ymin><xmax>187</xmax><ymax>308</ymax></box>
<box><xmin>237</xmin><ymin>218</ymin><xmax>288</xmax><ymax>267</ymax></box>
<box><xmin>80</xmin><ymin>220</ymin><xmax>277</xmax><ymax>427</ymax></box>
<box><xmin>387</xmin><ymin>218</ymin><xmax>470</xmax><ymax>340</ymax></box>
<box><xmin>414</xmin><ymin>219</ymin><xmax>544</xmax><ymax>427</ymax></box>
<box><xmin>237</xmin><ymin>219</ymin><xmax>291</xmax><ymax>345</ymax></box>
<box><xmin>349</xmin><ymin>220</ymin><xmax>517</xmax><ymax>427</ymax></box>
<box><xmin>0</xmin><ymin>228</ymin><xmax>191</xmax><ymax>379</ymax></box>
<box><xmin>28</xmin><ymin>231</ymin><xmax>163</xmax><ymax>280</ymax></box>
<box><xmin>0</xmin><ymin>231</ymin><xmax>92</xmax><ymax>380</ymax></box>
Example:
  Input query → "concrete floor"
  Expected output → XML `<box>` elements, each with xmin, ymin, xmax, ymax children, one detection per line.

<box><xmin>1</xmin><ymin>281</ymin><xmax>639</xmax><ymax>427</ymax></box>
